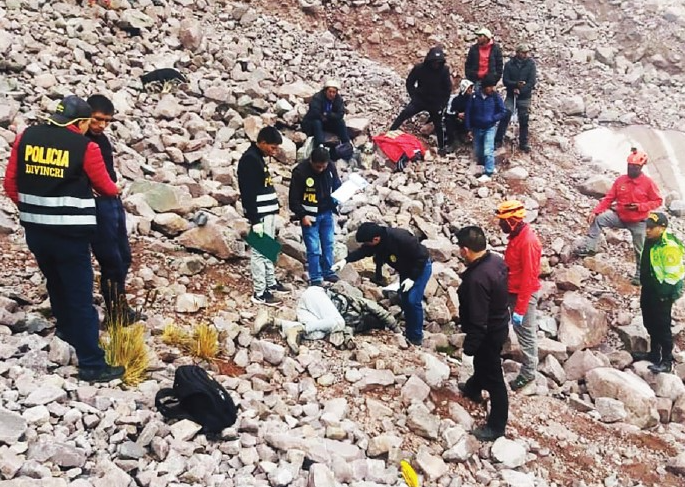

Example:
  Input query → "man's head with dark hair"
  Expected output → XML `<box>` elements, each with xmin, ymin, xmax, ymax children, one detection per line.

<box><xmin>481</xmin><ymin>75</ymin><xmax>498</xmax><ymax>94</ymax></box>
<box><xmin>256</xmin><ymin>126</ymin><xmax>283</xmax><ymax>158</ymax></box>
<box><xmin>356</xmin><ymin>222</ymin><xmax>384</xmax><ymax>246</ymax></box>
<box><xmin>456</xmin><ymin>226</ymin><xmax>487</xmax><ymax>264</ymax></box>
<box><xmin>86</xmin><ymin>94</ymin><xmax>115</xmax><ymax>136</ymax></box>
<box><xmin>310</xmin><ymin>146</ymin><xmax>330</xmax><ymax>174</ymax></box>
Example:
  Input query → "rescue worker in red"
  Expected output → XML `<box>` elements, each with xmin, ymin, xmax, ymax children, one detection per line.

<box><xmin>464</xmin><ymin>28</ymin><xmax>504</xmax><ymax>85</ymax></box>
<box><xmin>496</xmin><ymin>201</ymin><xmax>542</xmax><ymax>391</ymax></box>
<box><xmin>3</xmin><ymin>95</ymin><xmax>124</xmax><ymax>382</ymax></box>
<box><xmin>575</xmin><ymin>148</ymin><xmax>663</xmax><ymax>285</ymax></box>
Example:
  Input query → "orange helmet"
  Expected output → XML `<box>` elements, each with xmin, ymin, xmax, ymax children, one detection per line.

<box><xmin>496</xmin><ymin>200</ymin><xmax>526</xmax><ymax>220</ymax></box>
<box><xmin>627</xmin><ymin>147</ymin><xmax>648</xmax><ymax>166</ymax></box>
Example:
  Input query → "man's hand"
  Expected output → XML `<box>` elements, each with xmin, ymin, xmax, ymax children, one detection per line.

<box><xmin>512</xmin><ymin>312</ymin><xmax>524</xmax><ymax>327</ymax></box>
<box><xmin>301</xmin><ymin>216</ymin><xmax>312</xmax><ymax>227</ymax></box>
<box><xmin>331</xmin><ymin>259</ymin><xmax>347</xmax><ymax>272</ymax></box>
<box><xmin>252</xmin><ymin>223</ymin><xmax>264</xmax><ymax>237</ymax></box>
<box><xmin>587</xmin><ymin>213</ymin><xmax>597</xmax><ymax>225</ymax></box>
<box><xmin>457</xmin><ymin>112</ymin><xmax>465</xmax><ymax>120</ymax></box>
<box><xmin>400</xmin><ymin>278</ymin><xmax>415</xmax><ymax>293</ymax></box>
<box><xmin>625</xmin><ymin>203</ymin><xmax>638</xmax><ymax>211</ymax></box>
<box><xmin>466</xmin><ymin>131</ymin><xmax>473</xmax><ymax>142</ymax></box>
<box><xmin>514</xmin><ymin>88</ymin><xmax>520</xmax><ymax>96</ymax></box>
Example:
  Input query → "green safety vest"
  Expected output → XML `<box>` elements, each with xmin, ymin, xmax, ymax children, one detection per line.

<box><xmin>650</xmin><ymin>230</ymin><xmax>685</xmax><ymax>285</ymax></box>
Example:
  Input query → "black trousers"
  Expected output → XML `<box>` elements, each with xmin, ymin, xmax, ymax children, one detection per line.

<box><xmin>463</xmin><ymin>328</ymin><xmax>508</xmax><ymax>432</ymax></box>
<box><xmin>495</xmin><ymin>96</ymin><xmax>530</xmax><ymax>146</ymax></box>
<box><xmin>390</xmin><ymin>100</ymin><xmax>445</xmax><ymax>148</ymax></box>
<box><xmin>640</xmin><ymin>287</ymin><xmax>674</xmax><ymax>362</ymax></box>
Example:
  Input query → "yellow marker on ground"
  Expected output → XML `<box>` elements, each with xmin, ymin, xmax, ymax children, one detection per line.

<box><xmin>400</xmin><ymin>460</ymin><xmax>420</xmax><ymax>487</ymax></box>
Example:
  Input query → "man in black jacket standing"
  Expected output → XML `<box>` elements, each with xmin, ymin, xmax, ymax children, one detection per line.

<box><xmin>331</xmin><ymin>222</ymin><xmax>432</xmax><ymax>346</ymax></box>
<box><xmin>289</xmin><ymin>147</ymin><xmax>341</xmax><ymax>286</ymax></box>
<box><xmin>464</xmin><ymin>28</ymin><xmax>503</xmax><ymax>85</ymax></box>
<box><xmin>494</xmin><ymin>44</ymin><xmax>537</xmax><ymax>152</ymax></box>
<box><xmin>389</xmin><ymin>46</ymin><xmax>452</xmax><ymax>154</ymax></box>
<box><xmin>456</xmin><ymin>226</ymin><xmax>509</xmax><ymax>441</ymax></box>
<box><xmin>301</xmin><ymin>79</ymin><xmax>350</xmax><ymax>150</ymax></box>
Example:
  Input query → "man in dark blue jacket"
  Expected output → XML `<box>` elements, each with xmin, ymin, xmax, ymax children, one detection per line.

<box><xmin>456</xmin><ymin>225</ymin><xmax>509</xmax><ymax>441</ymax></box>
<box><xmin>289</xmin><ymin>147</ymin><xmax>341</xmax><ymax>286</ymax></box>
<box><xmin>494</xmin><ymin>44</ymin><xmax>537</xmax><ymax>152</ymax></box>
<box><xmin>301</xmin><ymin>80</ymin><xmax>350</xmax><ymax>149</ymax></box>
<box><xmin>390</xmin><ymin>46</ymin><xmax>452</xmax><ymax>154</ymax></box>
<box><xmin>465</xmin><ymin>75</ymin><xmax>506</xmax><ymax>181</ymax></box>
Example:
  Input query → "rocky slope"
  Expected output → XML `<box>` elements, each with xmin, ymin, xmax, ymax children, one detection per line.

<box><xmin>0</xmin><ymin>1</ymin><xmax>685</xmax><ymax>486</ymax></box>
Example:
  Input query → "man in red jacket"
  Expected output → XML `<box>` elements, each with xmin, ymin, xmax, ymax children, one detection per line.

<box><xmin>575</xmin><ymin>148</ymin><xmax>663</xmax><ymax>285</ymax></box>
<box><xmin>496</xmin><ymin>201</ymin><xmax>542</xmax><ymax>391</ymax></box>
<box><xmin>4</xmin><ymin>95</ymin><xmax>123</xmax><ymax>383</ymax></box>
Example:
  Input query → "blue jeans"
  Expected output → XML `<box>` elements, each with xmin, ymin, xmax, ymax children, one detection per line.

<box><xmin>473</xmin><ymin>125</ymin><xmax>497</xmax><ymax>174</ymax></box>
<box><xmin>25</xmin><ymin>227</ymin><xmax>107</xmax><ymax>369</ymax></box>
<box><xmin>91</xmin><ymin>197</ymin><xmax>132</xmax><ymax>313</ymax></box>
<box><xmin>301</xmin><ymin>211</ymin><xmax>335</xmax><ymax>283</ymax></box>
<box><xmin>400</xmin><ymin>260</ymin><xmax>433</xmax><ymax>343</ymax></box>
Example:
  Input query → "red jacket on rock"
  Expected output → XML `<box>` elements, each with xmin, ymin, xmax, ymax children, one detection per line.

<box><xmin>505</xmin><ymin>223</ymin><xmax>542</xmax><ymax>316</ymax></box>
<box><xmin>592</xmin><ymin>173</ymin><xmax>662</xmax><ymax>224</ymax></box>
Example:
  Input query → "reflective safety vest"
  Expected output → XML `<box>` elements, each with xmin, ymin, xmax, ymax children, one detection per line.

<box><xmin>16</xmin><ymin>124</ymin><xmax>96</xmax><ymax>236</ymax></box>
<box><xmin>650</xmin><ymin>230</ymin><xmax>685</xmax><ymax>285</ymax></box>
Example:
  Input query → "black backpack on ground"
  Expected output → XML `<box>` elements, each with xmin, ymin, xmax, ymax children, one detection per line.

<box><xmin>155</xmin><ymin>365</ymin><xmax>237</xmax><ymax>434</ymax></box>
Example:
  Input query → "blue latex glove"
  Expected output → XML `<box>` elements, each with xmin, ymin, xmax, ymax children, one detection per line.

<box><xmin>512</xmin><ymin>312</ymin><xmax>524</xmax><ymax>327</ymax></box>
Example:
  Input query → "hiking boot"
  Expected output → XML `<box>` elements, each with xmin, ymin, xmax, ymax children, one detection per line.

<box><xmin>472</xmin><ymin>425</ymin><xmax>505</xmax><ymax>442</ymax></box>
<box><xmin>253</xmin><ymin>309</ymin><xmax>272</xmax><ymax>336</ymax></box>
<box><xmin>631</xmin><ymin>351</ymin><xmax>660</xmax><ymax>363</ymax></box>
<box><xmin>407</xmin><ymin>338</ymin><xmax>423</xmax><ymax>347</ymax></box>
<box><xmin>79</xmin><ymin>365</ymin><xmax>125</xmax><ymax>383</ymax></box>
<box><xmin>437</xmin><ymin>147</ymin><xmax>448</xmax><ymax>157</ymax></box>
<box><xmin>268</xmin><ymin>281</ymin><xmax>289</xmax><ymax>295</ymax></box>
<box><xmin>509</xmin><ymin>374</ymin><xmax>535</xmax><ymax>391</ymax></box>
<box><xmin>309</xmin><ymin>280</ymin><xmax>324</xmax><ymax>287</ymax></box>
<box><xmin>458</xmin><ymin>382</ymin><xmax>485</xmax><ymax>404</ymax></box>
<box><xmin>477</xmin><ymin>173</ymin><xmax>492</xmax><ymax>183</ymax></box>
<box><xmin>573</xmin><ymin>246</ymin><xmax>596</xmax><ymax>258</ymax></box>
<box><xmin>324</xmin><ymin>274</ymin><xmax>340</xmax><ymax>284</ymax></box>
<box><xmin>284</xmin><ymin>325</ymin><xmax>304</xmax><ymax>354</ymax></box>
<box><xmin>648</xmin><ymin>361</ymin><xmax>673</xmax><ymax>374</ymax></box>
<box><xmin>251</xmin><ymin>291</ymin><xmax>281</xmax><ymax>307</ymax></box>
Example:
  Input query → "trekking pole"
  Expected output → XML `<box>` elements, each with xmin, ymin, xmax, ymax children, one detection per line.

<box><xmin>511</xmin><ymin>94</ymin><xmax>519</xmax><ymax>154</ymax></box>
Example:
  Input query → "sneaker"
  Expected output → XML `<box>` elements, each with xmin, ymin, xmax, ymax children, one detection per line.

<box><xmin>268</xmin><ymin>281</ymin><xmax>289</xmax><ymax>294</ymax></box>
<box><xmin>324</xmin><ymin>274</ymin><xmax>340</xmax><ymax>283</ymax></box>
<box><xmin>407</xmin><ymin>338</ymin><xmax>423</xmax><ymax>347</ymax></box>
<box><xmin>631</xmin><ymin>351</ymin><xmax>660</xmax><ymax>363</ymax></box>
<box><xmin>437</xmin><ymin>147</ymin><xmax>448</xmax><ymax>157</ymax></box>
<box><xmin>648</xmin><ymin>361</ymin><xmax>673</xmax><ymax>374</ymax></box>
<box><xmin>79</xmin><ymin>364</ymin><xmax>125</xmax><ymax>383</ymax></box>
<box><xmin>458</xmin><ymin>382</ymin><xmax>485</xmax><ymax>404</ymax></box>
<box><xmin>477</xmin><ymin>173</ymin><xmax>492</xmax><ymax>183</ymax></box>
<box><xmin>520</xmin><ymin>144</ymin><xmax>531</xmax><ymax>153</ymax></box>
<box><xmin>509</xmin><ymin>374</ymin><xmax>535</xmax><ymax>391</ymax></box>
<box><xmin>309</xmin><ymin>280</ymin><xmax>324</xmax><ymax>287</ymax></box>
<box><xmin>251</xmin><ymin>292</ymin><xmax>281</xmax><ymax>307</ymax></box>
<box><xmin>472</xmin><ymin>425</ymin><xmax>505</xmax><ymax>442</ymax></box>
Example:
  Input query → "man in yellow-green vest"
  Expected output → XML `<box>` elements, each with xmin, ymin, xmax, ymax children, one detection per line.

<box><xmin>633</xmin><ymin>212</ymin><xmax>684</xmax><ymax>374</ymax></box>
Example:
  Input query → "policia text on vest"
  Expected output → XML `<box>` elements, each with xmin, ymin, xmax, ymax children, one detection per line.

<box><xmin>23</xmin><ymin>144</ymin><xmax>71</xmax><ymax>178</ymax></box>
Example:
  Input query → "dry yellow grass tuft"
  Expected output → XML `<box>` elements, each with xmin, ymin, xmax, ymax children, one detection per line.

<box><xmin>191</xmin><ymin>323</ymin><xmax>219</xmax><ymax>359</ymax></box>
<box><xmin>100</xmin><ymin>319</ymin><xmax>149</xmax><ymax>386</ymax></box>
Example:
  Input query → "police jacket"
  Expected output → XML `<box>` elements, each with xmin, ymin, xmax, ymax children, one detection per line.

<box><xmin>237</xmin><ymin>143</ymin><xmax>279</xmax><ymax>225</ymax></box>
<box><xmin>502</xmin><ymin>56</ymin><xmax>537</xmax><ymax>100</ymax></box>
<box><xmin>288</xmin><ymin>159</ymin><xmax>341</xmax><ymax>223</ymax></box>
<box><xmin>3</xmin><ymin>124</ymin><xmax>118</xmax><ymax>236</ymax></box>
<box><xmin>302</xmin><ymin>90</ymin><xmax>346</xmax><ymax>124</ymax></box>
<box><xmin>346</xmin><ymin>227</ymin><xmax>430</xmax><ymax>281</ymax></box>
<box><xmin>458</xmin><ymin>251</ymin><xmax>510</xmax><ymax>356</ymax></box>
<box><xmin>641</xmin><ymin>230</ymin><xmax>685</xmax><ymax>301</ymax></box>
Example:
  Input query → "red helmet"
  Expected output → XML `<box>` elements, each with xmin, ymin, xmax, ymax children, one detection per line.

<box><xmin>627</xmin><ymin>147</ymin><xmax>648</xmax><ymax>166</ymax></box>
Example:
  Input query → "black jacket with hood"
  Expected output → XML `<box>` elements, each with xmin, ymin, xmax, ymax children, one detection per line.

<box><xmin>405</xmin><ymin>47</ymin><xmax>452</xmax><ymax>111</ymax></box>
<box><xmin>502</xmin><ymin>56</ymin><xmax>537</xmax><ymax>100</ymax></box>
<box><xmin>465</xmin><ymin>42</ymin><xmax>503</xmax><ymax>83</ymax></box>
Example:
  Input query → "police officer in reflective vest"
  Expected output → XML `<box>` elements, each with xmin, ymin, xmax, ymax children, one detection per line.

<box><xmin>3</xmin><ymin>95</ymin><xmax>123</xmax><ymax>382</ymax></box>
<box><xmin>288</xmin><ymin>146</ymin><xmax>341</xmax><ymax>286</ymax></box>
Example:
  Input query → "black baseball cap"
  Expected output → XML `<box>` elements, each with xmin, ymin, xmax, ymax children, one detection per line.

<box><xmin>646</xmin><ymin>212</ymin><xmax>668</xmax><ymax>227</ymax></box>
<box><xmin>48</xmin><ymin>95</ymin><xmax>92</xmax><ymax>127</ymax></box>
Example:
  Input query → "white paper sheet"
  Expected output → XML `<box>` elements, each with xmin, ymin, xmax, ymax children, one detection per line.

<box><xmin>331</xmin><ymin>173</ymin><xmax>369</xmax><ymax>203</ymax></box>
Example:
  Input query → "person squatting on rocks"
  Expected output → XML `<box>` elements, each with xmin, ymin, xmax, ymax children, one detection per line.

<box><xmin>252</xmin><ymin>284</ymin><xmax>401</xmax><ymax>354</ymax></box>
<box><xmin>389</xmin><ymin>46</ymin><xmax>452</xmax><ymax>154</ymax></box>
<box><xmin>465</xmin><ymin>75</ymin><xmax>506</xmax><ymax>182</ymax></box>
<box><xmin>331</xmin><ymin>222</ymin><xmax>432</xmax><ymax>346</ymax></box>
<box><xmin>494</xmin><ymin>43</ymin><xmax>537</xmax><ymax>153</ymax></box>
<box><xmin>301</xmin><ymin>79</ymin><xmax>351</xmax><ymax>152</ymax></box>
<box><xmin>237</xmin><ymin>126</ymin><xmax>289</xmax><ymax>306</ymax></box>
<box><xmin>85</xmin><ymin>94</ymin><xmax>137</xmax><ymax>326</ymax></box>
<box><xmin>444</xmin><ymin>79</ymin><xmax>474</xmax><ymax>150</ymax></box>
<box><xmin>496</xmin><ymin>201</ymin><xmax>542</xmax><ymax>391</ymax></box>
<box><xmin>464</xmin><ymin>27</ymin><xmax>503</xmax><ymax>85</ymax></box>
<box><xmin>634</xmin><ymin>212</ymin><xmax>685</xmax><ymax>374</ymax></box>
<box><xmin>288</xmin><ymin>146</ymin><xmax>341</xmax><ymax>287</ymax></box>
<box><xmin>456</xmin><ymin>226</ymin><xmax>510</xmax><ymax>441</ymax></box>
<box><xmin>3</xmin><ymin>95</ymin><xmax>124</xmax><ymax>383</ymax></box>
<box><xmin>574</xmin><ymin>148</ymin><xmax>663</xmax><ymax>285</ymax></box>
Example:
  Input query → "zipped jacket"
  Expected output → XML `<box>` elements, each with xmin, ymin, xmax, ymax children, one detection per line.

<box><xmin>642</xmin><ymin>230</ymin><xmax>685</xmax><ymax>300</ymax></box>
<box><xmin>505</xmin><ymin>223</ymin><xmax>542</xmax><ymax>315</ymax></box>
<box><xmin>593</xmin><ymin>174</ymin><xmax>662</xmax><ymax>223</ymax></box>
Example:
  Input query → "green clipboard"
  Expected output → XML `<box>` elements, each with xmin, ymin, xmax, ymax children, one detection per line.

<box><xmin>245</xmin><ymin>230</ymin><xmax>282</xmax><ymax>263</ymax></box>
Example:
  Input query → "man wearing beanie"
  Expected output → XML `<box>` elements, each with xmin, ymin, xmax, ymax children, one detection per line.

<box><xmin>3</xmin><ymin>95</ymin><xmax>123</xmax><ymax>382</ymax></box>
<box><xmin>494</xmin><ymin>43</ymin><xmax>537</xmax><ymax>152</ymax></box>
<box><xmin>634</xmin><ymin>212</ymin><xmax>684</xmax><ymax>374</ymax></box>
<box><xmin>331</xmin><ymin>222</ymin><xmax>432</xmax><ymax>346</ymax></box>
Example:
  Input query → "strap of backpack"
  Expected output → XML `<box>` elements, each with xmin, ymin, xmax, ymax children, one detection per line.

<box><xmin>155</xmin><ymin>388</ymin><xmax>192</xmax><ymax>420</ymax></box>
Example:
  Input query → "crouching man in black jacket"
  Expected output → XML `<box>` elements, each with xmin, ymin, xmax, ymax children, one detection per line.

<box><xmin>331</xmin><ymin>222</ymin><xmax>432</xmax><ymax>346</ymax></box>
<box><xmin>456</xmin><ymin>226</ymin><xmax>510</xmax><ymax>441</ymax></box>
